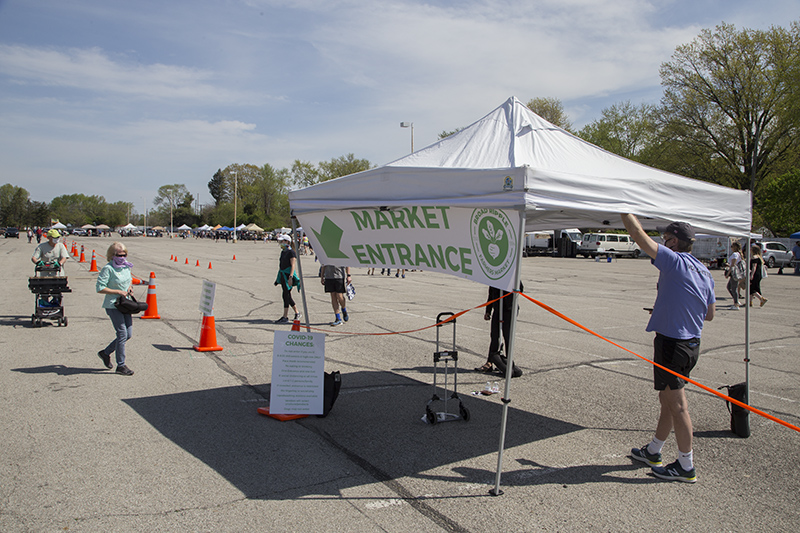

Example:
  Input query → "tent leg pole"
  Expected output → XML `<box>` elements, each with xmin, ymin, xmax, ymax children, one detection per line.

<box><xmin>491</xmin><ymin>209</ymin><xmax>526</xmax><ymax>496</ymax></box>
<box><xmin>291</xmin><ymin>217</ymin><xmax>311</xmax><ymax>331</ymax></box>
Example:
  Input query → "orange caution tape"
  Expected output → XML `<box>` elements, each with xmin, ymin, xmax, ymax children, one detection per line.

<box><xmin>516</xmin><ymin>291</ymin><xmax>800</xmax><ymax>434</ymax></box>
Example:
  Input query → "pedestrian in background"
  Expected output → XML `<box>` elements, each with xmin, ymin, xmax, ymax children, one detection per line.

<box><xmin>274</xmin><ymin>235</ymin><xmax>301</xmax><ymax>324</ymax></box>
<box><xmin>321</xmin><ymin>264</ymin><xmax>350</xmax><ymax>326</ymax></box>
<box><xmin>749</xmin><ymin>244</ymin><xmax>767</xmax><ymax>307</ymax></box>
<box><xmin>96</xmin><ymin>242</ymin><xmax>136</xmax><ymax>376</ymax></box>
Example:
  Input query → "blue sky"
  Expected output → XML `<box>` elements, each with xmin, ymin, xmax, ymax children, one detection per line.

<box><xmin>0</xmin><ymin>0</ymin><xmax>797</xmax><ymax>209</ymax></box>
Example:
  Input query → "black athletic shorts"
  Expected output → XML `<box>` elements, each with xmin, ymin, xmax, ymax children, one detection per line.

<box><xmin>653</xmin><ymin>333</ymin><xmax>700</xmax><ymax>391</ymax></box>
<box><xmin>324</xmin><ymin>278</ymin><xmax>346</xmax><ymax>294</ymax></box>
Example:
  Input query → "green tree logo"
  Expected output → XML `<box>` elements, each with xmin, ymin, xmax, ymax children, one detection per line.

<box><xmin>470</xmin><ymin>209</ymin><xmax>517</xmax><ymax>280</ymax></box>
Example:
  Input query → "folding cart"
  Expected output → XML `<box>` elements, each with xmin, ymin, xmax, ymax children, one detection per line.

<box><xmin>424</xmin><ymin>312</ymin><xmax>470</xmax><ymax>424</ymax></box>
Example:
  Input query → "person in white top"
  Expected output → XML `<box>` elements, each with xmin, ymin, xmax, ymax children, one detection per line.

<box><xmin>725</xmin><ymin>242</ymin><xmax>744</xmax><ymax>309</ymax></box>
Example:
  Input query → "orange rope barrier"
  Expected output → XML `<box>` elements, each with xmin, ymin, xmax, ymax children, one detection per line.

<box><xmin>516</xmin><ymin>291</ymin><xmax>800</xmax><ymax>434</ymax></box>
<box><xmin>297</xmin><ymin>289</ymin><xmax>799</xmax><ymax>434</ymax></box>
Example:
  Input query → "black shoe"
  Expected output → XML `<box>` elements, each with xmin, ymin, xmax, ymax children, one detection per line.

<box><xmin>97</xmin><ymin>350</ymin><xmax>112</xmax><ymax>369</ymax></box>
<box><xmin>488</xmin><ymin>352</ymin><xmax>523</xmax><ymax>378</ymax></box>
<box><xmin>275</xmin><ymin>316</ymin><xmax>289</xmax><ymax>324</ymax></box>
<box><xmin>116</xmin><ymin>365</ymin><xmax>134</xmax><ymax>376</ymax></box>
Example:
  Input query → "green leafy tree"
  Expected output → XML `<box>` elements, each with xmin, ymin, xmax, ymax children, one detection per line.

<box><xmin>526</xmin><ymin>97</ymin><xmax>573</xmax><ymax>132</ymax></box>
<box><xmin>658</xmin><ymin>21</ymin><xmax>800</xmax><ymax>195</ymax></box>
<box><xmin>757</xmin><ymin>168</ymin><xmax>800</xmax><ymax>235</ymax></box>
<box><xmin>579</xmin><ymin>101</ymin><xmax>661</xmax><ymax>164</ymax></box>
<box><xmin>0</xmin><ymin>183</ymin><xmax>29</xmax><ymax>227</ymax></box>
<box><xmin>153</xmin><ymin>184</ymin><xmax>193</xmax><ymax>231</ymax></box>
<box><xmin>208</xmin><ymin>169</ymin><xmax>227</xmax><ymax>206</ymax></box>
<box><xmin>438</xmin><ymin>128</ymin><xmax>463</xmax><ymax>140</ymax></box>
<box><xmin>291</xmin><ymin>160</ymin><xmax>320</xmax><ymax>189</ymax></box>
<box><xmin>49</xmin><ymin>193</ymin><xmax>109</xmax><ymax>226</ymax></box>
<box><xmin>318</xmin><ymin>153</ymin><xmax>372</xmax><ymax>182</ymax></box>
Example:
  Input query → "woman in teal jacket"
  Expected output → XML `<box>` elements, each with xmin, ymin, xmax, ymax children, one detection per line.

<box><xmin>96</xmin><ymin>242</ymin><xmax>135</xmax><ymax>375</ymax></box>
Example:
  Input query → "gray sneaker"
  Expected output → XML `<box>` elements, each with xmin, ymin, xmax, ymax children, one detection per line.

<box><xmin>630</xmin><ymin>444</ymin><xmax>662</xmax><ymax>466</ymax></box>
<box><xmin>330</xmin><ymin>319</ymin><xmax>343</xmax><ymax>326</ymax></box>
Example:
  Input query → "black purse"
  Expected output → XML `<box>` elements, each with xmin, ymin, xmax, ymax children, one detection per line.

<box><xmin>114</xmin><ymin>294</ymin><xmax>148</xmax><ymax>315</ymax></box>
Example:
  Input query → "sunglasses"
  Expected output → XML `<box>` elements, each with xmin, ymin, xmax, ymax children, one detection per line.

<box><xmin>115</xmin><ymin>253</ymin><xmax>127</xmax><ymax>257</ymax></box>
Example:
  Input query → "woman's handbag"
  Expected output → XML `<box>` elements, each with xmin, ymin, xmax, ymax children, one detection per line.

<box><xmin>114</xmin><ymin>294</ymin><xmax>148</xmax><ymax>314</ymax></box>
<box><xmin>731</xmin><ymin>260</ymin><xmax>746</xmax><ymax>281</ymax></box>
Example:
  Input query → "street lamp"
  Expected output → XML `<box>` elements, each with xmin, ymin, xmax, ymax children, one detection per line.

<box><xmin>141</xmin><ymin>196</ymin><xmax>147</xmax><ymax>234</ymax></box>
<box><xmin>400</xmin><ymin>122</ymin><xmax>414</xmax><ymax>153</ymax></box>
<box><xmin>232</xmin><ymin>170</ymin><xmax>238</xmax><ymax>243</ymax></box>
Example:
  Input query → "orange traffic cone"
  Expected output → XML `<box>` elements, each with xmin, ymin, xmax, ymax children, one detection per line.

<box><xmin>71</xmin><ymin>242</ymin><xmax>78</xmax><ymax>257</ymax></box>
<box><xmin>140</xmin><ymin>272</ymin><xmax>161</xmax><ymax>319</ymax></box>
<box><xmin>208</xmin><ymin>262</ymin><xmax>213</xmax><ymax>269</ymax></box>
<box><xmin>292</xmin><ymin>318</ymin><xmax>301</xmax><ymax>331</ymax></box>
<box><xmin>78</xmin><ymin>245</ymin><xmax>86</xmax><ymax>263</ymax></box>
<box><xmin>174</xmin><ymin>256</ymin><xmax>177</xmax><ymax>262</ymax></box>
<box><xmin>170</xmin><ymin>254</ymin><xmax>173</xmax><ymax>260</ymax></box>
<box><xmin>232</xmin><ymin>254</ymin><xmax>236</xmax><ymax>260</ymax></box>
<box><xmin>185</xmin><ymin>257</ymin><xmax>189</xmax><ymax>265</ymax></box>
<box><xmin>193</xmin><ymin>313</ymin><xmax>223</xmax><ymax>352</ymax></box>
<box><xmin>89</xmin><ymin>250</ymin><xmax>99</xmax><ymax>272</ymax></box>
<box><xmin>131</xmin><ymin>275</ymin><xmax>144</xmax><ymax>285</ymax></box>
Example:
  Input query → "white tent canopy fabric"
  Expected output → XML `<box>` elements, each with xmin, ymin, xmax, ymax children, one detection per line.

<box><xmin>288</xmin><ymin>96</ymin><xmax>753</xmax><ymax>494</ymax></box>
<box><xmin>290</xmin><ymin>96</ymin><xmax>750</xmax><ymax>237</ymax></box>
<box><xmin>177</xmin><ymin>224</ymin><xmax>192</xmax><ymax>230</ymax></box>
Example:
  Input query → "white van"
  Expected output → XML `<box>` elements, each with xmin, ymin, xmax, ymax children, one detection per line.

<box><xmin>578</xmin><ymin>233</ymin><xmax>641</xmax><ymax>258</ymax></box>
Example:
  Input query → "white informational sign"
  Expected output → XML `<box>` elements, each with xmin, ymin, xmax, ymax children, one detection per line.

<box><xmin>270</xmin><ymin>331</ymin><xmax>326</xmax><ymax>414</ymax></box>
<box><xmin>297</xmin><ymin>206</ymin><xmax>522</xmax><ymax>292</ymax></box>
<box><xmin>199</xmin><ymin>280</ymin><xmax>216</xmax><ymax>315</ymax></box>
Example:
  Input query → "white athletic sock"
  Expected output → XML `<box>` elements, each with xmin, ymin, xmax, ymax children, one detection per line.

<box><xmin>678</xmin><ymin>450</ymin><xmax>694</xmax><ymax>471</ymax></box>
<box><xmin>647</xmin><ymin>437</ymin><xmax>666</xmax><ymax>455</ymax></box>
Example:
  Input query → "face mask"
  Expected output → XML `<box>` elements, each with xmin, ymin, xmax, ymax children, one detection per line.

<box><xmin>112</xmin><ymin>256</ymin><xmax>133</xmax><ymax>268</ymax></box>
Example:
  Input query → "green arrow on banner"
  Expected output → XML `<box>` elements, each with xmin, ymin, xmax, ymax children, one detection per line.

<box><xmin>312</xmin><ymin>216</ymin><xmax>349</xmax><ymax>259</ymax></box>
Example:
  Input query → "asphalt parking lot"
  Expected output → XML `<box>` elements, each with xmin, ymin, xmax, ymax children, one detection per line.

<box><xmin>1</xmin><ymin>236</ymin><xmax>799</xmax><ymax>532</ymax></box>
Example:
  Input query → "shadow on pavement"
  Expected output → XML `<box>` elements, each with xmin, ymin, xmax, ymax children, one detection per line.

<box><xmin>122</xmin><ymin>370</ymin><xmax>583</xmax><ymax>499</ymax></box>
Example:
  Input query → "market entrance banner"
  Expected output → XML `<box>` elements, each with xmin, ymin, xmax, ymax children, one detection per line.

<box><xmin>297</xmin><ymin>206</ymin><xmax>522</xmax><ymax>291</ymax></box>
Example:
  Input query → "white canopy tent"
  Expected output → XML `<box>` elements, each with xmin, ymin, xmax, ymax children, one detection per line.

<box><xmin>289</xmin><ymin>97</ymin><xmax>752</xmax><ymax>494</ymax></box>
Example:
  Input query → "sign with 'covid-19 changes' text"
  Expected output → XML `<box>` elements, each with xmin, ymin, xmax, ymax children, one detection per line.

<box><xmin>297</xmin><ymin>206</ymin><xmax>522</xmax><ymax>291</ymax></box>
<box><xmin>270</xmin><ymin>330</ymin><xmax>325</xmax><ymax>415</ymax></box>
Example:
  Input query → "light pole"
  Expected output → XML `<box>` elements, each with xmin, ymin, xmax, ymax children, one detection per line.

<box><xmin>400</xmin><ymin>121</ymin><xmax>414</xmax><ymax>153</ymax></box>
<box><xmin>232</xmin><ymin>170</ymin><xmax>238</xmax><ymax>242</ymax></box>
<box><xmin>141</xmin><ymin>196</ymin><xmax>147</xmax><ymax>234</ymax></box>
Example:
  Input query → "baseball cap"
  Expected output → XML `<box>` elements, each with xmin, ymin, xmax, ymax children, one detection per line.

<box><xmin>46</xmin><ymin>229</ymin><xmax>61</xmax><ymax>239</ymax></box>
<box><xmin>657</xmin><ymin>221</ymin><xmax>695</xmax><ymax>242</ymax></box>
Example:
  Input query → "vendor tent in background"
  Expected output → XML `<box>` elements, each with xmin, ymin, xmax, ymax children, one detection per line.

<box><xmin>289</xmin><ymin>97</ymin><xmax>753</xmax><ymax>494</ymax></box>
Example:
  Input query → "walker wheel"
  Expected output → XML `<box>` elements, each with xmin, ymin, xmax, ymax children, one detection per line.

<box><xmin>62</xmin><ymin>317</ymin><xmax>68</xmax><ymax>327</ymax></box>
<box><xmin>459</xmin><ymin>404</ymin><xmax>471</xmax><ymax>422</ymax></box>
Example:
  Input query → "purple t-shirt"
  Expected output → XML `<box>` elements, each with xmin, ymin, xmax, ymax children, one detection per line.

<box><xmin>646</xmin><ymin>245</ymin><xmax>715</xmax><ymax>340</ymax></box>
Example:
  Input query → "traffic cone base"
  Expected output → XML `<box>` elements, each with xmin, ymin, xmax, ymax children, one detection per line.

<box><xmin>140</xmin><ymin>271</ymin><xmax>161</xmax><ymax>319</ymax></box>
<box><xmin>193</xmin><ymin>314</ymin><xmax>223</xmax><ymax>351</ymax></box>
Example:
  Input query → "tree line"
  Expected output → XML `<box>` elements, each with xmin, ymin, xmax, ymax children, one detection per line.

<box><xmin>1</xmin><ymin>22</ymin><xmax>798</xmax><ymax>235</ymax></box>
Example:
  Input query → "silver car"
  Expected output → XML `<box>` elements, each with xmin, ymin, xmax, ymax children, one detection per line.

<box><xmin>760</xmin><ymin>241</ymin><xmax>793</xmax><ymax>268</ymax></box>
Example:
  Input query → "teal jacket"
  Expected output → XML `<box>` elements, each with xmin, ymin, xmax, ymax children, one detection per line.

<box><xmin>275</xmin><ymin>267</ymin><xmax>300</xmax><ymax>292</ymax></box>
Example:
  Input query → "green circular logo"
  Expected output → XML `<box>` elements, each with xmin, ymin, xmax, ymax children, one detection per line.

<box><xmin>470</xmin><ymin>208</ymin><xmax>517</xmax><ymax>280</ymax></box>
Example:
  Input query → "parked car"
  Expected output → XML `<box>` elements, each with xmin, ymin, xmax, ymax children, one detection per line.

<box><xmin>4</xmin><ymin>227</ymin><xmax>19</xmax><ymax>238</ymax></box>
<box><xmin>71</xmin><ymin>228</ymin><xmax>88</xmax><ymax>236</ymax></box>
<box><xmin>759</xmin><ymin>241</ymin><xmax>794</xmax><ymax>269</ymax></box>
<box><xmin>578</xmin><ymin>233</ymin><xmax>640</xmax><ymax>258</ymax></box>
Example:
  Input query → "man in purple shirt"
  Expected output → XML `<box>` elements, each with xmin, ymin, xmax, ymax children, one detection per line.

<box><xmin>622</xmin><ymin>214</ymin><xmax>715</xmax><ymax>483</ymax></box>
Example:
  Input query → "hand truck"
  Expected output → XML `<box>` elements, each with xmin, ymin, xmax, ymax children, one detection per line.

<box><xmin>424</xmin><ymin>312</ymin><xmax>470</xmax><ymax>424</ymax></box>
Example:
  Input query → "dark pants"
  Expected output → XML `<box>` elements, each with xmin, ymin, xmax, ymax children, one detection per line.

<box><xmin>281</xmin><ymin>286</ymin><xmax>295</xmax><ymax>309</ymax></box>
<box><xmin>489</xmin><ymin>311</ymin><xmax>512</xmax><ymax>355</ymax></box>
